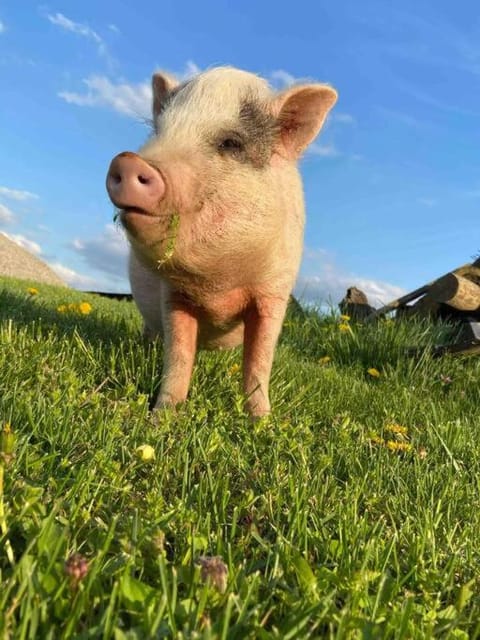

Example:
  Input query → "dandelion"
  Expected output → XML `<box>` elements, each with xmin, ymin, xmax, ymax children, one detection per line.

<box><xmin>339</xmin><ymin>323</ymin><xmax>351</xmax><ymax>333</ymax></box>
<box><xmin>57</xmin><ymin>304</ymin><xmax>67</xmax><ymax>313</ymax></box>
<box><xmin>386</xmin><ymin>440</ymin><xmax>413</xmax><ymax>453</ymax></box>
<box><xmin>385</xmin><ymin>423</ymin><xmax>408</xmax><ymax>436</ymax></box>
<box><xmin>197</xmin><ymin>555</ymin><xmax>228</xmax><ymax>593</ymax></box>
<box><xmin>340</xmin><ymin>314</ymin><xmax>351</xmax><ymax>322</ymax></box>
<box><xmin>319</xmin><ymin>355</ymin><xmax>331</xmax><ymax>365</ymax></box>
<box><xmin>78</xmin><ymin>302</ymin><xmax>93</xmax><ymax>315</ymax></box>
<box><xmin>369</xmin><ymin>435</ymin><xmax>385</xmax><ymax>446</ymax></box>
<box><xmin>27</xmin><ymin>287</ymin><xmax>39</xmax><ymax>296</ymax></box>
<box><xmin>135</xmin><ymin>444</ymin><xmax>155</xmax><ymax>462</ymax></box>
<box><xmin>68</xmin><ymin>303</ymin><xmax>77</xmax><ymax>312</ymax></box>
<box><xmin>367</xmin><ymin>368</ymin><xmax>381</xmax><ymax>378</ymax></box>
<box><xmin>228</xmin><ymin>363</ymin><xmax>240</xmax><ymax>376</ymax></box>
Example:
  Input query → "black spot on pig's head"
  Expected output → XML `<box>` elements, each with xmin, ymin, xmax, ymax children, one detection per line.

<box><xmin>214</xmin><ymin>97</ymin><xmax>279</xmax><ymax>169</ymax></box>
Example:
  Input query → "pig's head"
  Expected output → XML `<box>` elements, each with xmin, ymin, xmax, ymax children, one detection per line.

<box><xmin>106</xmin><ymin>67</ymin><xmax>337</xmax><ymax>274</ymax></box>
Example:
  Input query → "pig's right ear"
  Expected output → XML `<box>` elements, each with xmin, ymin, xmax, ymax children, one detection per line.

<box><xmin>273</xmin><ymin>84</ymin><xmax>338</xmax><ymax>160</ymax></box>
<box><xmin>152</xmin><ymin>72</ymin><xmax>180</xmax><ymax>119</ymax></box>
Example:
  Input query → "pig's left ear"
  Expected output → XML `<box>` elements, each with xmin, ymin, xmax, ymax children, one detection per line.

<box><xmin>152</xmin><ymin>71</ymin><xmax>180</xmax><ymax>119</ymax></box>
<box><xmin>273</xmin><ymin>84</ymin><xmax>338</xmax><ymax>159</ymax></box>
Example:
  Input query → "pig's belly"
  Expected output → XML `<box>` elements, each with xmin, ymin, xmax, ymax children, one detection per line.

<box><xmin>197</xmin><ymin>318</ymin><xmax>244</xmax><ymax>350</ymax></box>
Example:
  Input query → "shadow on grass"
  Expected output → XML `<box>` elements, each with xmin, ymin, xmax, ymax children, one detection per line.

<box><xmin>0</xmin><ymin>287</ymin><xmax>142</xmax><ymax>349</ymax></box>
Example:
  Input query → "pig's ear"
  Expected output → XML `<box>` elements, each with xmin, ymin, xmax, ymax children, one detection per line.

<box><xmin>273</xmin><ymin>84</ymin><xmax>338</xmax><ymax>159</ymax></box>
<box><xmin>152</xmin><ymin>72</ymin><xmax>180</xmax><ymax>119</ymax></box>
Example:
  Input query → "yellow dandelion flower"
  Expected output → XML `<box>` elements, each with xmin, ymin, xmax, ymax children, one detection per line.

<box><xmin>367</xmin><ymin>368</ymin><xmax>381</xmax><ymax>378</ymax></box>
<box><xmin>228</xmin><ymin>363</ymin><xmax>240</xmax><ymax>376</ymax></box>
<box><xmin>340</xmin><ymin>314</ymin><xmax>351</xmax><ymax>322</ymax></box>
<box><xmin>27</xmin><ymin>287</ymin><xmax>39</xmax><ymax>295</ymax></box>
<box><xmin>319</xmin><ymin>355</ymin><xmax>331</xmax><ymax>365</ymax></box>
<box><xmin>385</xmin><ymin>423</ymin><xmax>408</xmax><ymax>436</ymax></box>
<box><xmin>369</xmin><ymin>435</ymin><xmax>385</xmax><ymax>446</ymax></box>
<box><xmin>57</xmin><ymin>304</ymin><xmax>67</xmax><ymax>313</ymax></box>
<box><xmin>78</xmin><ymin>302</ymin><xmax>93</xmax><ymax>315</ymax></box>
<box><xmin>135</xmin><ymin>444</ymin><xmax>155</xmax><ymax>461</ymax></box>
<box><xmin>339</xmin><ymin>323</ymin><xmax>351</xmax><ymax>333</ymax></box>
<box><xmin>386</xmin><ymin>441</ymin><xmax>413</xmax><ymax>453</ymax></box>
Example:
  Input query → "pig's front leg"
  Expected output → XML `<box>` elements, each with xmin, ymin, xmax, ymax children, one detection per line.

<box><xmin>242</xmin><ymin>297</ymin><xmax>289</xmax><ymax>418</ymax></box>
<box><xmin>154</xmin><ymin>302</ymin><xmax>198</xmax><ymax>409</ymax></box>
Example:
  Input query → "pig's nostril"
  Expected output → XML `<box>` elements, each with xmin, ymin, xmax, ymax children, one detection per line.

<box><xmin>112</xmin><ymin>173</ymin><xmax>122</xmax><ymax>184</ymax></box>
<box><xmin>138</xmin><ymin>174</ymin><xmax>150</xmax><ymax>185</ymax></box>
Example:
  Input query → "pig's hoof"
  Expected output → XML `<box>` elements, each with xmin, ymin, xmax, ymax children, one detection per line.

<box><xmin>245</xmin><ymin>403</ymin><xmax>271</xmax><ymax>421</ymax></box>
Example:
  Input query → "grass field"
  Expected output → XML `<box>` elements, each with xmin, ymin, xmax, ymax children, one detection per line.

<box><xmin>1</xmin><ymin>275</ymin><xmax>480</xmax><ymax>639</ymax></box>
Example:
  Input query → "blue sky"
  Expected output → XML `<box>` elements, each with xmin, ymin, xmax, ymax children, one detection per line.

<box><xmin>0</xmin><ymin>1</ymin><xmax>479</xmax><ymax>306</ymax></box>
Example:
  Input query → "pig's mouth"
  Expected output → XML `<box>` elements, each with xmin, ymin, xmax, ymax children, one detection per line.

<box><xmin>121</xmin><ymin>206</ymin><xmax>152</xmax><ymax>217</ymax></box>
<box><xmin>115</xmin><ymin>206</ymin><xmax>159</xmax><ymax>223</ymax></box>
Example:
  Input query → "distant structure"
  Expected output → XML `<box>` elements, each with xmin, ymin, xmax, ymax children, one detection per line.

<box><xmin>0</xmin><ymin>233</ymin><xmax>66</xmax><ymax>286</ymax></box>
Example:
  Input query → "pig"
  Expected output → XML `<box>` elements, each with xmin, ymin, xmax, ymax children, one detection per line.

<box><xmin>106</xmin><ymin>66</ymin><xmax>337</xmax><ymax>417</ymax></box>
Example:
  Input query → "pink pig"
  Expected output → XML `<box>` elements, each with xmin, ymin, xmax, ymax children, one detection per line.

<box><xmin>106</xmin><ymin>66</ymin><xmax>337</xmax><ymax>417</ymax></box>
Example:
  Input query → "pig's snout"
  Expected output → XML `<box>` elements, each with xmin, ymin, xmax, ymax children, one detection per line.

<box><xmin>106</xmin><ymin>152</ymin><xmax>165</xmax><ymax>213</ymax></box>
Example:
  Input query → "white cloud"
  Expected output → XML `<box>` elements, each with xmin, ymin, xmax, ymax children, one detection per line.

<box><xmin>58</xmin><ymin>61</ymin><xmax>200</xmax><ymax>120</ymax></box>
<box><xmin>0</xmin><ymin>204</ymin><xmax>15</xmax><ymax>224</ymax></box>
<box><xmin>296</xmin><ymin>250</ymin><xmax>405</xmax><ymax>308</ymax></box>
<box><xmin>183</xmin><ymin>60</ymin><xmax>201</xmax><ymax>78</ymax></box>
<box><xmin>0</xmin><ymin>20</ymin><xmax>5</xmax><ymax>34</ymax></box>
<box><xmin>308</xmin><ymin>142</ymin><xmax>340</xmax><ymax>157</ymax></box>
<box><xmin>59</xmin><ymin>75</ymin><xmax>152</xmax><ymax>120</ymax></box>
<box><xmin>0</xmin><ymin>186</ymin><xmax>39</xmax><ymax>201</ymax></box>
<box><xmin>331</xmin><ymin>113</ymin><xmax>355</xmax><ymax>125</ymax></box>
<box><xmin>48</xmin><ymin>262</ymin><xmax>98</xmax><ymax>289</ymax></box>
<box><xmin>71</xmin><ymin>223</ymin><xmax>129</xmax><ymax>279</ymax></box>
<box><xmin>47</xmin><ymin>12</ymin><xmax>102</xmax><ymax>44</ymax></box>
<box><xmin>270</xmin><ymin>69</ymin><xmax>298</xmax><ymax>88</ymax></box>
<box><xmin>108</xmin><ymin>24</ymin><xmax>120</xmax><ymax>34</ymax></box>
<box><xmin>1</xmin><ymin>231</ymin><xmax>42</xmax><ymax>255</ymax></box>
<box><xmin>47</xmin><ymin>12</ymin><xmax>111</xmax><ymax>63</ymax></box>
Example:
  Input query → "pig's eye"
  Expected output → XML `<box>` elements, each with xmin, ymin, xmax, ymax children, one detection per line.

<box><xmin>218</xmin><ymin>136</ymin><xmax>245</xmax><ymax>154</ymax></box>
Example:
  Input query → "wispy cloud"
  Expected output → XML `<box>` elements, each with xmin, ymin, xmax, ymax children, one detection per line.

<box><xmin>331</xmin><ymin>113</ymin><xmax>355</xmax><ymax>125</ymax></box>
<box><xmin>0</xmin><ymin>186</ymin><xmax>39</xmax><ymax>201</ymax></box>
<box><xmin>48</xmin><ymin>12</ymin><xmax>102</xmax><ymax>44</ymax></box>
<box><xmin>0</xmin><ymin>20</ymin><xmax>5</xmax><ymax>34</ymax></box>
<box><xmin>47</xmin><ymin>12</ymin><xmax>112</xmax><ymax>65</ymax></box>
<box><xmin>308</xmin><ymin>143</ymin><xmax>340</xmax><ymax>158</ymax></box>
<box><xmin>59</xmin><ymin>75</ymin><xmax>152</xmax><ymax>120</ymax></box>
<box><xmin>269</xmin><ymin>68</ymin><xmax>337</xmax><ymax>91</ymax></box>
<box><xmin>108</xmin><ymin>24</ymin><xmax>120</xmax><ymax>34</ymax></box>
<box><xmin>376</xmin><ymin>106</ymin><xmax>428</xmax><ymax>129</ymax></box>
<box><xmin>0</xmin><ymin>204</ymin><xmax>15</xmax><ymax>224</ymax></box>
<box><xmin>58</xmin><ymin>61</ymin><xmax>200</xmax><ymax>120</ymax></box>
<box><xmin>270</xmin><ymin>69</ymin><xmax>298</xmax><ymax>88</ymax></box>
<box><xmin>398</xmin><ymin>82</ymin><xmax>480</xmax><ymax>118</ymax></box>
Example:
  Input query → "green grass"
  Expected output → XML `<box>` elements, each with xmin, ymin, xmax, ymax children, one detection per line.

<box><xmin>1</xmin><ymin>275</ymin><xmax>480</xmax><ymax>639</ymax></box>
